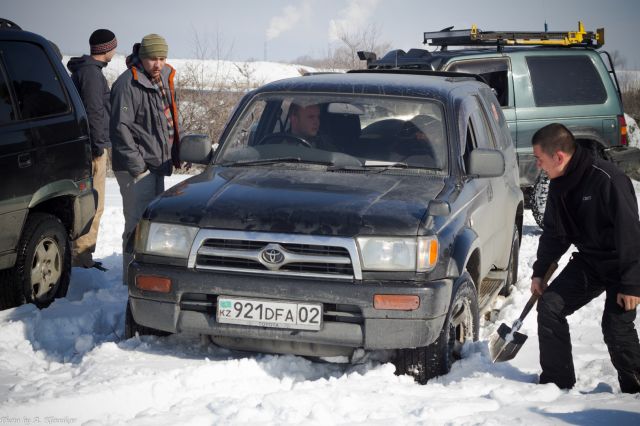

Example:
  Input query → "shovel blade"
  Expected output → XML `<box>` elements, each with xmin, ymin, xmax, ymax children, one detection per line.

<box><xmin>489</xmin><ymin>323</ymin><xmax>529</xmax><ymax>363</ymax></box>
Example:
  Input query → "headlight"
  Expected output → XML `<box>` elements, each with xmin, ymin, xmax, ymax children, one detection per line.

<box><xmin>135</xmin><ymin>220</ymin><xmax>199</xmax><ymax>259</ymax></box>
<box><xmin>356</xmin><ymin>236</ymin><xmax>438</xmax><ymax>272</ymax></box>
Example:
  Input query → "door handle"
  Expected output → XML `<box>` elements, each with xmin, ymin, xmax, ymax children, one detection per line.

<box><xmin>18</xmin><ymin>153</ymin><xmax>32</xmax><ymax>168</ymax></box>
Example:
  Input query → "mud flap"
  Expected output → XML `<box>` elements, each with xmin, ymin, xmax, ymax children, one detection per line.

<box><xmin>606</xmin><ymin>146</ymin><xmax>640</xmax><ymax>180</ymax></box>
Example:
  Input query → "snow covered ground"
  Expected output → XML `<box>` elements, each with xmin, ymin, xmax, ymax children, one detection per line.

<box><xmin>0</xmin><ymin>175</ymin><xmax>639</xmax><ymax>425</ymax></box>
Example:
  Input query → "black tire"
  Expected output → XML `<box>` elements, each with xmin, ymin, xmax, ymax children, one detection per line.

<box><xmin>500</xmin><ymin>225</ymin><xmax>520</xmax><ymax>296</ymax></box>
<box><xmin>530</xmin><ymin>172</ymin><xmax>549</xmax><ymax>229</ymax></box>
<box><xmin>124</xmin><ymin>300</ymin><xmax>170</xmax><ymax>338</ymax></box>
<box><xmin>394</xmin><ymin>274</ymin><xmax>479</xmax><ymax>384</ymax></box>
<box><xmin>0</xmin><ymin>213</ymin><xmax>70</xmax><ymax>309</ymax></box>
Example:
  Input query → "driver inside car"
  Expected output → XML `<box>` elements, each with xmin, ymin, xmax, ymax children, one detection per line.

<box><xmin>288</xmin><ymin>103</ymin><xmax>338</xmax><ymax>151</ymax></box>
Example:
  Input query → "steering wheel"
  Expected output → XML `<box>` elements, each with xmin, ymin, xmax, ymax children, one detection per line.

<box><xmin>255</xmin><ymin>132</ymin><xmax>312</xmax><ymax>148</ymax></box>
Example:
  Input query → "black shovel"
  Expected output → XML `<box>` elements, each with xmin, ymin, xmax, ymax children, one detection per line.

<box><xmin>489</xmin><ymin>262</ymin><xmax>558</xmax><ymax>363</ymax></box>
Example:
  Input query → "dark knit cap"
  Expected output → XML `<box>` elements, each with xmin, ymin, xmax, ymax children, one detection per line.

<box><xmin>89</xmin><ymin>29</ymin><xmax>117</xmax><ymax>55</ymax></box>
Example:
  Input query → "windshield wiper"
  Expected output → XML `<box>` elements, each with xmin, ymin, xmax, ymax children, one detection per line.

<box><xmin>328</xmin><ymin>161</ymin><xmax>409</xmax><ymax>172</ymax></box>
<box><xmin>221</xmin><ymin>157</ymin><xmax>335</xmax><ymax>167</ymax></box>
<box><xmin>362</xmin><ymin>161</ymin><xmax>409</xmax><ymax>168</ymax></box>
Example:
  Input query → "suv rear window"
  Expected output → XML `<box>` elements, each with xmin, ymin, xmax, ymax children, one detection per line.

<box><xmin>0</xmin><ymin>41</ymin><xmax>69</xmax><ymax>120</ymax></box>
<box><xmin>526</xmin><ymin>55</ymin><xmax>607</xmax><ymax>107</ymax></box>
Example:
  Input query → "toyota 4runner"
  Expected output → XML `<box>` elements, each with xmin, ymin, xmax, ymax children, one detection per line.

<box><xmin>125</xmin><ymin>70</ymin><xmax>523</xmax><ymax>383</ymax></box>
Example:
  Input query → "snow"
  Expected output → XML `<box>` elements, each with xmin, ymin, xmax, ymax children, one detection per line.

<box><xmin>626</xmin><ymin>113</ymin><xmax>640</xmax><ymax>148</ymax></box>
<box><xmin>63</xmin><ymin>54</ymin><xmax>324</xmax><ymax>88</ymax></box>
<box><xmin>0</xmin><ymin>176</ymin><xmax>639</xmax><ymax>425</ymax></box>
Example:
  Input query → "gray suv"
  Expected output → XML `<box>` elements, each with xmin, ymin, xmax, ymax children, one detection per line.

<box><xmin>361</xmin><ymin>22</ymin><xmax>639</xmax><ymax>226</ymax></box>
<box><xmin>125</xmin><ymin>70</ymin><xmax>523</xmax><ymax>383</ymax></box>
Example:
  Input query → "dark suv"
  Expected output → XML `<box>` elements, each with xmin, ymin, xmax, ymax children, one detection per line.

<box><xmin>0</xmin><ymin>20</ymin><xmax>95</xmax><ymax>309</ymax></box>
<box><xmin>125</xmin><ymin>70</ymin><xmax>523</xmax><ymax>383</ymax></box>
<box><xmin>360</xmin><ymin>22</ymin><xmax>639</xmax><ymax>226</ymax></box>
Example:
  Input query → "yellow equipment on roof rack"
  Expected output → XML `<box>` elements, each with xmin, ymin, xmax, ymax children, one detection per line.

<box><xmin>424</xmin><ymin>21</ymin><xmax>604</xmax><ymax>49</ymax></box>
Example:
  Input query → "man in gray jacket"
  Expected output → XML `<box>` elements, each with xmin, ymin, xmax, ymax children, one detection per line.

<box><xmin>67</xmin><ymin>29</ymin><xmax>117</xmax><ymax>271</ymax></box>
<box><xmin>110</xmin><ymin>33</ymin><xmax>182</xmax><ymax>275</ymax></box>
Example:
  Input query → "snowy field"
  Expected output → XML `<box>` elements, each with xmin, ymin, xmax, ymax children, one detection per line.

<box><xmin>0</xmin><ymin>175</ymin><xmax>639</xmax><ymax>425</ymax></box>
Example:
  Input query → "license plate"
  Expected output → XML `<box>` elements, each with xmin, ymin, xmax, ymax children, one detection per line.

<box><xmin>216</xmin><ymin>296</ymin><xmax>322</xmax><ymax>331</ymax></box>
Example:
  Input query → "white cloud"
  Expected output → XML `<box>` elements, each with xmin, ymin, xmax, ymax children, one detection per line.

<box><xmin>266</xmin><ymin>2</ymin><xmax>312</xmax><ymax>41</ymax></box>
<box><xmin>328</xmin><ymin>0</ymin><xmax>380</xmax><ymax>41</ymax></box>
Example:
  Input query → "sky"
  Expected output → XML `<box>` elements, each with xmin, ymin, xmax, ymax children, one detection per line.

<box><xmin>4</xmin><ymin>0</ymin><xmax>640</xmax><ymax>69</ymax></box>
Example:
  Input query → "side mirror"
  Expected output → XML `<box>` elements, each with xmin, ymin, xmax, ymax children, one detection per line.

<box><xmin>467</xmin><ymin>149</ymin><xmax>505</xmax><ymax>178</ymax></box>
<box><xmin>180</xmin><ymin>134</ymin><xmax>215</xmax><ymax>165</ymax></box>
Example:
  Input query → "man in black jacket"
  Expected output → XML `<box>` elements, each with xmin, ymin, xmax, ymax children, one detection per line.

<box><xmin>67</xmin><ymin>29</ymin><xmax>117</xmax><ymax>271</ymax></box>
<box><xmin>530</xmin><ymin>123</ymin><xmax>640</xmax><ymax>393</ymax></box>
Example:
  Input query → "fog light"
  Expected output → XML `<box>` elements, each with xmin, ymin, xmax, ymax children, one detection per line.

<box><xmin>373</xmin><ymin>294</ymin><xmax>420</xmax><ymax>310</ymax></box>
<box><xmin>135</xmin><ymin>275</ymin><xmax>172</xmax><ymax>293</ymax></box>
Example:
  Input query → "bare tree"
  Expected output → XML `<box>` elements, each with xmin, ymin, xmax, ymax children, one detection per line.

<box><xmin>175</xmin><ymin>30</ymin><xmax>263</xmax><ymax>174</ymax></box>
<box><xmin>328</xmin><ymin>23</ymin><xmax>392</xmax><ymax>70</ymax></box>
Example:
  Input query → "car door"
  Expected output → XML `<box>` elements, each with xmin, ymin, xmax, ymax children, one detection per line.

<box><xmin>0</xmin><ymin>50</ymin><xmax>35</xmax><ymax>263</ymax></box>
<box><xmin>0</xmin><ymin>40</ymin><xmax>87</xmax><ymax>189</ymax></box>
<box><xmin>470</xmin><ymin>94</ymin><xmax>513</xmax><ymax>268</ymax></box>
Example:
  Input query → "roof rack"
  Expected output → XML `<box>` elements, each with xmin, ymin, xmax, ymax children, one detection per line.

<box><xmin>0</xmin><ymin>18</ymin><xmax>22</xmax><ymax>30</ymax></box>
<box><xmin>424</xmin><ymin>21</ymin><xmax>604</xmax><ymax>49</ymax></box>
<box><xmin>348</xmin><ymin>69</ymin><xmax>488</xmax><ymax>84</ymax></box>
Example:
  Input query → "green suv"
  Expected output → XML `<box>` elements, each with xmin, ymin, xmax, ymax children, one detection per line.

<box><xmin>361</xmin><ymin>22</ymin><xmax>638</xmax><ymax>226</ymax></box>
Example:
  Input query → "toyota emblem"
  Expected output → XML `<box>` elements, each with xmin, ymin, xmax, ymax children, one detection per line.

<box><xmin>261</xmin><ymin>248</ymin><xmax>285</xmax><ymax>265</ymax></box>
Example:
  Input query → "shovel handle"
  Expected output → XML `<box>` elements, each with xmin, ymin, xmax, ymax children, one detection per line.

<box><xmin>519</xmin><ymin>261</ymin><xmax>558</xmax><ymax>322</ymax></box>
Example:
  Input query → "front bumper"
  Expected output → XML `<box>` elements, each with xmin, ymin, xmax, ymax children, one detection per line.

<box><xmin>128</xmin><ymin>262</ymin><xmax>452</xmax><ymax>355</ymax></box>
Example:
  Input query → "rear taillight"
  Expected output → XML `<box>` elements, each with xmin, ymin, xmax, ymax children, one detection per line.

<box><xmin>618</xmin><ymin>115</ymin><xmax>628</xmax><ymax>146</ymax></box>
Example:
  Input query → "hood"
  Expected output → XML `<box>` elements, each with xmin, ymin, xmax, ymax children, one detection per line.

<box><xmin>66</xmin><ymin>54</ymin><xmax>107</xmax><ymax>73</ymax></box>
<box><xmin>146</xmin><ymin>167</ymin><xmax>447</xmax><ymax>236</ymax></box>
<box><xmin>125</xmin><ymin>43</ymin><xmax>142</xmax><ymax>70</ymax></box>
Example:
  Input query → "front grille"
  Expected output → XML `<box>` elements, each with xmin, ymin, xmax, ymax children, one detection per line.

<box><xmin>188</xmin><ymin>230</ymin><xmax>362</xmax><ymax>279</ymax></box>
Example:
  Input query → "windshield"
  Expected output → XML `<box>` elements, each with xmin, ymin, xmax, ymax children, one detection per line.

<box><xmin>216</xmin><ymin>93</ymin><xmax>448</xmax><ymax>171</ymax></box>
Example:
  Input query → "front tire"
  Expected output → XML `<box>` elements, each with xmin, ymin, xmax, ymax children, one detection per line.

<box><xmin>530</xmin><ymin>172</ymin><xmax>549</xmax><ymax>229</ymax></box>
<box><xmin>0</xmin><ymin>213</ymin><xmax>70</xmax><ymax>309</ymax></box>
<box><xmin>394</xmin><ymin>274</ymin><xmax>479</xmax><ymax>384</ymax></box>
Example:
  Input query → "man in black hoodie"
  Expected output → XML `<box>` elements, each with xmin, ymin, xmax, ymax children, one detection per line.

<box><xmin>530</xmin><ymin>123</ymin><xmax>640</xmax><ymax>393</ymax></box>
<box><xmin>67</xmin><ymin>29</ymin><xmax>117</xmax><ymax>271</ymax></box>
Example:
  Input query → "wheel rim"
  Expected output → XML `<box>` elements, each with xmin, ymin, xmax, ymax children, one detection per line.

<box><xmin>449</xmin><ymin>297</ymin><xmax>474</xmax><ymax>359</ymax></box>
<box><xmin>30</xmin><ymin>236</ymin><xmax>62</xmax><ymax>301</ymax></box>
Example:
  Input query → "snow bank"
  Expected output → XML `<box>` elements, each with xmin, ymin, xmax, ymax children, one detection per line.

<box><xmin>0</xmin><ymin>177</ymin><xmax>639</xmax><ymax>424</ymax></box>
<box><xmin>63</xmin><ymin>54</ymin><xmax>323</xmax><ymax>88</ymax></box>
<box><xmin>626</xmin><ymin>113</ymin><xmax>640</xmax><ymax>147</ymax></box>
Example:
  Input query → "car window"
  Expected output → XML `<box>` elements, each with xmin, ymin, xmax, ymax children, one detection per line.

<box><xmin>0</xmin><ymin>41</ymin><xmax>69</xmax><ymax>120</ymax></box>
<box><xmin>218</xmin><ymin>93</ymin><xmax>448</xmax><ymax>171</ymax></box>
<box><xmin>0</xmin><ymin>67</ymin><xmax>14</xmax><ymax>124</ymax></box>
<box><xmin>526</xmin><ymin>55</ymin><xmax>607</xmax><ymax>107</ymax></box>
<box><xmin>447</xmin><ymin>59</ymin><xmax>510</xmax><ymax>107</ymax></box>
<box><xmin>478</xmin><ymin>88</ymin><xmax>511</xmax><ymax>150</ymax></box>
<box><xmin>469</xmin><ymin>97</ymin><xmax>495</xmax><ymax>149</ymax></box>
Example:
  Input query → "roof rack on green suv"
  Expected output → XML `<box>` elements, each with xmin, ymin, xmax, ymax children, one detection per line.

<box><xmin>360</xmin><ymin>21</ymin><xmax>640</xmax><ymax>227</ymax></box>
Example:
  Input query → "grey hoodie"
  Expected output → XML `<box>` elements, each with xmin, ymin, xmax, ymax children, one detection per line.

<box><xmin>110</xmin><ymin>45</ymin><xmax>180</xmax><ymax>176</ymax></box>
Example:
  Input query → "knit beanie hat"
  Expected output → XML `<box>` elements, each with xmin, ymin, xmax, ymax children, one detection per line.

<box><xmin>89</xmin><ymin>29</ymin><xmax>117</xmax><ymax>54</ymax></box>
<box><xmin>138</xmin><ymin>34</ymin><xmax>168</xmax><ymax>59</ymax></box>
